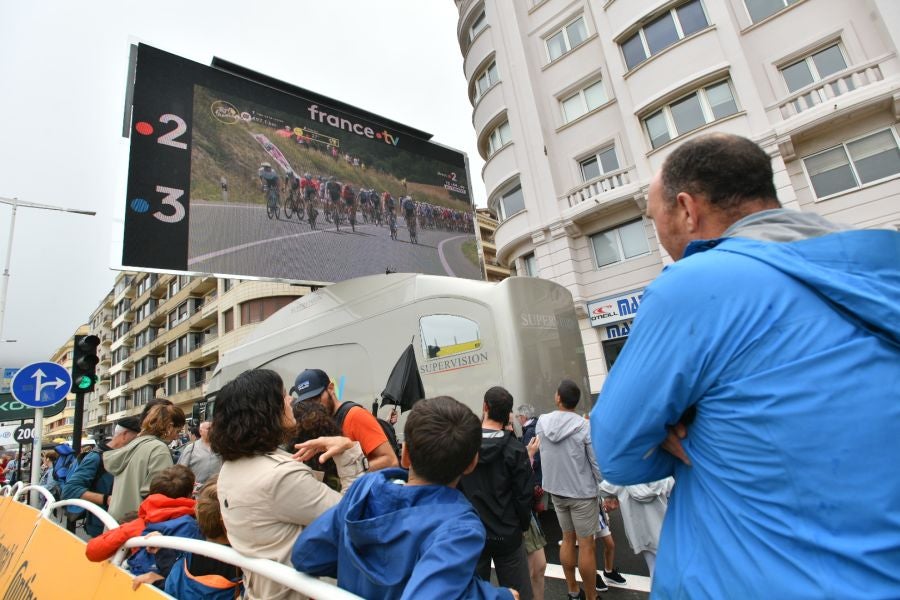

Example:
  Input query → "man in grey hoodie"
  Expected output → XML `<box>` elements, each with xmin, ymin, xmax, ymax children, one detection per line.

<box><xmin>536</xmin><ymin>380</ymin><xmax>601</xmax><ymax>600</ymax></box>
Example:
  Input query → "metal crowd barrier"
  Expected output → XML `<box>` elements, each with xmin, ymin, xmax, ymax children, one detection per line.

<box><xmin>1</xmin><ymin>483</ymin><xmax>363</xmax><ymax>599</ymax></box>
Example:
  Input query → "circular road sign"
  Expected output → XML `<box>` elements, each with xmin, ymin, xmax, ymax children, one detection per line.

<box><xmin>14</xmin><ymin>423</ymin><xmax>35</xmax><ymax>446</ymax></box>
<box><xmin>10</xmin><ymin>361</ymin><xmax>72</xmax><ymax>409</ymax></box>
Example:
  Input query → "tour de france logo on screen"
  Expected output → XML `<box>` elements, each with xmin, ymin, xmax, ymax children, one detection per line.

<box><xmin>211</xmin><ymin>100</ymin><xmax>241</xmax><ymax>125</ymax></box>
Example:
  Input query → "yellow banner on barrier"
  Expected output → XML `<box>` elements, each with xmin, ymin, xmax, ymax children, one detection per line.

<box><xmin>0</xmin><ymin>512</ymin><xmax>170</xmax><ymax>599</ymax></box>
<box><xmin>4</xmin><ymin>518</ymin><xmax>107</xmax><ymax>599</ymax></box>
<box><xmin>95</xmin><ymin>561</ymin><xmax>171</xmax><ymax>599</ymax></box>
<box><xmin>0</xmin><ymin>495</ymin><xmax>13</xmax><ymax>525</ymax></box>
<box><xmin>0</xmin><ymin>500</ymin><xmax>41</xmax><ymax>593</ymax></box>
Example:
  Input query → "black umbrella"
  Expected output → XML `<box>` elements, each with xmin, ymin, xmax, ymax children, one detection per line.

<box><xmin>381</xmin><ymin>344</ymin><xmax>426</xmax><ymax>412</ymax></box>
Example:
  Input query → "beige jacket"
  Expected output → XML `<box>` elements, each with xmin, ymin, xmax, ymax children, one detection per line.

<box><xmin>217</xmin><ymin>444</ymin><xmax>365</xmax><ymax>600</ymax></box>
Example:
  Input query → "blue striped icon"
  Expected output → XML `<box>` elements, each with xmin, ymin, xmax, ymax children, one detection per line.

<box><xmin>131</xmin><ymin>198</ymin><xmax>150</xmax><ymax>213</ymax></box>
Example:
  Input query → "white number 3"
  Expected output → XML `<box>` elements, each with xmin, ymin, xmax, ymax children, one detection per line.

<box><xmin>153</xmin><ymin>185</ymin><xmax>186</xmax><ymax>223</ymax></box>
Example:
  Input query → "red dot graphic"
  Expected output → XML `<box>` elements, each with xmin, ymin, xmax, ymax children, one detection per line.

<box><xmin>375</xmin><ymin>132</ymin><xmax>382</xmax><ymax>139</ymax></box>
<box><xmin>135</xmin><ymin>122</ymin><xmax>154</xmax><ymax>136</ymax></box>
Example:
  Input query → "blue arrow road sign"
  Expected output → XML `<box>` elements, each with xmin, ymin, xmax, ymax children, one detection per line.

<box><xmin>10</xmin><ymin>362</ymin><xmax>72</xmax><ymax>409</ymax></box>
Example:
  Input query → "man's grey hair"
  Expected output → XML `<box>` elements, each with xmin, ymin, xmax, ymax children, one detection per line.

<box><xmin>113</xmin><ymin>424</ymin><xmax>128</xmax><ymax>437</ymax></box>
<box><xmin>516</xmin><ymin>404</ymin><xmax>535</xmax><ymax>419</ymax></box>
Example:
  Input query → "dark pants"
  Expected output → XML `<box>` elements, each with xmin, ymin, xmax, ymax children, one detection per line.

<box><xmin>476</xmin><ymin>540</ymin><xmax>534</xmax><ymax>600</ymax></box>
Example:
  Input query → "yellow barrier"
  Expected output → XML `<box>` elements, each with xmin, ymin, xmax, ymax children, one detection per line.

<box><xmin>0</xmin><ymin>499</ymin><xmax>168</xmax><ymax>598</ymax></box>
<box><xmin>0</xmin><ymin>498</ymin><xmax>41</xmax><ymax>592</ymax></box>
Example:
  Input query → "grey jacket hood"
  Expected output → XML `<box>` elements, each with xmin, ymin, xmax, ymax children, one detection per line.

<box><xmin>723</xmin><ymin>208</ymin><xmax>849</xmax><ymax>243</ymax></box>
<box><xmin>538</xmin><ymin>410</ymin><xmax>589</xmax><ymax>443</ymax></box>
<box><xmin>103</xmin><ymin>435</ymin><xmax>162</xmax><ymax>476</ymax></box>
<box><xmin>536</xmin><ymin>410</ymin><xmax>602</xmax><ymax>498</ymax></box>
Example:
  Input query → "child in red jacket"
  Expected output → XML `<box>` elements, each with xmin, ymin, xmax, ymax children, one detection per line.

<box><xmin>86</xmin><ymin>464</ymin><xmax>202</xmax><ymax>579</ymax></box>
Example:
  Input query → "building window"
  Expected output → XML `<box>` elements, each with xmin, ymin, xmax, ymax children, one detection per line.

<box><xmin>561</xmin><ymin>80</ymin><xmax>608</xmax><ymax>123</ymax></box>
<box><xmin>109</xmin><ymin>397</ymin><xmax>130</xmax><ymax>413</ymax></box>
<box><xmin>223</xmin><ymin>308</ymin><xmax>234</xmax><ymax>333</ymax></box>
<box><xmin>419</xmin><ymin>314</ymin><xmax>481</xmax><ymax>359</ymax></box>
<box><xmin>781</xmin><ymin>44</ymin><xmax>851</xmax><ymax>111</ymax></box>
<box><xmin>239</xmin><ymin>296</ymin><xmax>295</xmax><ymax>326</ymax></box>
<box><xmin>580</xmin><ymin>146</ymin><xmax>620</xmax><ymax>181</ymax></box>
<box><xmin>523</xmin><ymin>254</ymin><xmax>538</xmax><ymax>277</ymax></box>
<box><xmin>487</xmin><ymin>121</ymin><xmax>512</xmax><ymax>157</ymax></box>
<box><xmin>493</xmin><ymin>184</ymin><xmax>526</xmax><ymax>221</ymax></box>
<box><xmin>644</xmin><ymin>80</ymin><xmax>738</xmax><ymax>149</ymax></box>
<box><xmin>546</xmin><ymin>16</ymin><xmax>588</xmax><ymax>62</ymax></box>
<box><xmin>469</xmin><ymin>10</ymin><xmax>487</xmax><ymax>41</ymax></box>
<box><xmin>782</xmin><ymin>44</ymin><xmax>847</xmax><ymax>93</ymax></box>
<box><xmin>474</xmin><ymin>61</ymin><xmax>500</xmax><ymax>102</ymax></box>
<box><xmin>591</xmin><ymin>220</ymin><xmax>650</xmax><ymax>268</ymax></box>
<box><xmin>223</xmin><ymin>279</ymin><xmax>234</xmax><ymax>293</ymax></box>
<box><xmin>621</xmin><ymin>0</ymin><xmax>709</xmax><ymax>70</ymax></box>
<box><xmin>745</xmin><ymin>0</ymin><xmax>800</xmax><ymax>23</ymax></box>
<box><xmin>135</xmin><ymin>385</ymin><xmax>155</xmax><ymax>405</ymax></box>
<box><xmin>603</xmin><ymin>337</ymin><xmax>629</xmax><ymax>371</ymax></box>
<box><xmin>803</xmin><ymin>128</ymin><xmax>900</xmax><ymax>199</ymax></box>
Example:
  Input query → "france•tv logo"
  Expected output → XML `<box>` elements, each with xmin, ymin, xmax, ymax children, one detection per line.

<box><xmin>307</xmin><ymin>105</ymin><xmax>400</xmax><ymax>146</ymax></box>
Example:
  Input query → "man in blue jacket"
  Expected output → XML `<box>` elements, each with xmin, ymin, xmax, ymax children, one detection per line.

<box><xmin>591</xmin><ymin>133</ymin><xmax>900</xmax><ymax>598</ymax></box>
<box><xmin>292</xmin><ymin>396</ymin><xmax>519</xmax><ymax>599</ymax></box>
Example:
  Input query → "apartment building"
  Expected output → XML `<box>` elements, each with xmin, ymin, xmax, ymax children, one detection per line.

<box><xmin>456</xmin><ymin>0</ymin><xmax>900</xmax><ymax>391</ymax></box>
<box><xmin>61</xmin><ymin>273</ymin><xmax>311</xmax><ymax>440</ymax></box>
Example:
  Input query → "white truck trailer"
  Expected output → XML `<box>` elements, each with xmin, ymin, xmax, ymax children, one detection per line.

<box><xmin>206</xmin><ymin>273</ymin><xmax>591</xmax><ymax>422</ymax></box>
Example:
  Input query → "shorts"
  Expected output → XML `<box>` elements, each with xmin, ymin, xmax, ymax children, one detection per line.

<box><xmin>523</xmin><ymin>514</ymin><xmax>547</xmax><ymax>554</ymax></box>
<box><xmin>551</xmin><ymin>494</ymin><xmax>599</xmax><ymax>539</ymax></box>
<box><xmin>596</xmin><ymin>504</ymin><xmax>611</xmax><ymax>538</ymax></box>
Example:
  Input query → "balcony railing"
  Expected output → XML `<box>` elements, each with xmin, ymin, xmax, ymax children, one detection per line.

<box><xmin>777</xmin><ymin>58</ymin><xmax>885</xmax><ymax>119</ymax></box>
<box><xmin>564</xmin><ymin>167</ymin><xmax>634</xmax><ymax>208</ymax></box>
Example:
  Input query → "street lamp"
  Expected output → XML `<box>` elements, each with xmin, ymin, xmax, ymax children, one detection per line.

<box><xmin>0</xmin><ymin>195</ymin><xmax>95</xmax><ymax>506</ymax></box>
<box><xmin>0</xmin><ymin>196</ymin><xmax>96</xmax><ymax>341</ymax></box>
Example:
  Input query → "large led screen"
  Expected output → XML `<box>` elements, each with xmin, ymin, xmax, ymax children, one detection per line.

<box><xmin>123</xmin><ymin>44</ymin><xmax>481</xmax><ymax>284</ymax></box>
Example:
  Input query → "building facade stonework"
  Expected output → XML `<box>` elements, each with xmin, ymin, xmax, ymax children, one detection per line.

<box><xmin>456</xmin><ymin>0</ymin><xmax>900</xmax><ymax>391</ymax></box>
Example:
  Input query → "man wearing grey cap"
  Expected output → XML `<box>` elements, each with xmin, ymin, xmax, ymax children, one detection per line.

<box><xmin>292</xmin><ymin>368</ymin><xmax>399</xmax><ymax>471</ymax></box>
<box><xmin>62</xmin><ymin>416</ymin><xmax>140</xmax><ymax>536</ymax></box>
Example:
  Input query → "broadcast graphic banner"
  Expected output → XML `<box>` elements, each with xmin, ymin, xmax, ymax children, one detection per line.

<box><xmin>123</xmin><ymin>44</ymin><xmax>480</xmax><ymax>284</ymax></box>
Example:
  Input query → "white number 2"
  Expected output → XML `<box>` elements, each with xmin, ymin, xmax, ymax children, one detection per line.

<box><xmin>158</xmin><ymin>114</ymin><xmax>188</xmax><ymax>149</ymax></box>
<box><xmin>153</xmin><ymin>185</ymin><xmax>186</xmax><ymax>223</ymax></box>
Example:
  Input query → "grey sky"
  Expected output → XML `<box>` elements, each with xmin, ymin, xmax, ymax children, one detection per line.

<box><xmin>0</xmin><ymin>0</ymin><xmax>484</xmax><ymax>367</ymax></box>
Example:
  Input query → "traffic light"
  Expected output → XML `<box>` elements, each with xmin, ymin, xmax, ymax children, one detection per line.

<box><xmin>71</xmin><ymin>334</ymin><xmax>100</xmax><ymax>393</ymax></box>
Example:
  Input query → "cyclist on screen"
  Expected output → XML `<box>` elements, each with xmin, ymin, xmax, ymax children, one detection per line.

<box><xmin>259</xmin><ymin>162</ymin><xmax>280</xmax><ymax>212</ymax></box>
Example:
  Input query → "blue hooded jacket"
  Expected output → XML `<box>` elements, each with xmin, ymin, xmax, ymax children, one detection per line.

<box><xmin>291</xmin><ymin>468</ymin><xmax>514</xmax><ymax>600</ymax></box>
<box><xmin>62</xmin><ymin>446</ymin><xmax>113</xmax><ymax>536</ymax></box>
<box><xmin>52</xmin><ymin>443</ymin><xmax>77</xmax><ymax>482</ymax></box>
<box><xmin>128</xmin><ymin>514</ymin><xmax>202</xmax><ymax>576</ymax></box>
<box><xmin>592</xmin><ymin>220</ymin><xmax>900</xmax><ymax>599</ymax></box>
<box><xmin>164</xmin><ymin>554</ymin><xmax>242</xmax><ymax>600</ymax></box>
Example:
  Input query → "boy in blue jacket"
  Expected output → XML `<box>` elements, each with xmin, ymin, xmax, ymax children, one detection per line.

<box><xmin>292</xmin><ymin>396</ymin><xmax>519</xmax><ymax>599</ymax></box>
<box><xmin>165</xmin><ymin>477</ymin><xmax>242</xmax><ymax>599</ymax></box>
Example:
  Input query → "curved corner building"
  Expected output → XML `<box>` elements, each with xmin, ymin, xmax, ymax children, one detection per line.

<box><xmin>455</xmin><ymin>0</ymin><xmax>900</xmax><ymax>391</ymax></box>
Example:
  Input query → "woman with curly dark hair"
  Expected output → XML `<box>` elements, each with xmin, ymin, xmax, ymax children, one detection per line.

<box><xmin>291</xmin><ymin>400</ymin><xmax>343</xmax><ymax>491</ymax></box>
<box><xmin>209</xmin><ymin>369</ymin><xmax>367</xmax><ymax>600</ymax></box>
